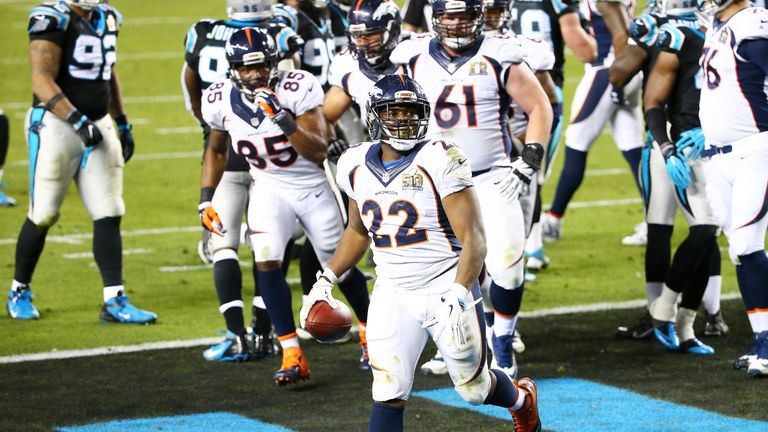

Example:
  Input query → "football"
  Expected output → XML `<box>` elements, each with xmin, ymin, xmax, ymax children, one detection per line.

<box><xmin>305</xmin><ymin>300</ymin><xmax>353</xmax><ymax>343</ymax></box>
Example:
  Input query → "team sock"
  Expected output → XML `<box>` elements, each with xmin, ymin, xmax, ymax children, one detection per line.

<box><xmin>14</xmin><ymin>218</ymin><xmax>49</xmax><ymax>284</ymax></box>
<box><xmin>491</xmin><ymin>282</ymin><xmax>523</xmax><ymax>336</ymax></box>
<box><xmin>550</xmin><ymin>147</ymin><xmax>587</xmax><ymax>216</ymax></box>
<box><xmin>485</xmin><ymin>368</ymin><xmax>523</xmax><ymax>409</ymax></box>
<box><xmin>258</xmin><ymin>269</ymin><xmax>296</xmax><ymax>337</ymax></box>
<box><xmin>621</xmin><ymin>148</ymin><xmax>643</xmax><ymax>192</ymax></box>
<box><xmin>645</xmin><ymin>282</ymin><xmax>663</xmax><ymax>309</ymax></box>
<box><xmin>103</xmin><ymin>285</ymin><xmax>124</xmax><ymax>302</ymax></box>
<box><xmin>737</xmin><ymin>251</ymin><xmax>768</xmax><ymax>333</ymax></box>
<box><xmin>703</xmin><ymin>246</ymin><xmax>723</xmax><ymax>315</ymax></box>
<box><xmin>369</xmin><ymin>403</ymin><xmax>404</xmax><ymax>432</ymax></box>
<box><xmin>299</xmin><ymin>239</ymin><xmax>321</xmax><ymax>296</ymax></box>
<box><xmin>676</xmin><ymin>307</ymin><xmax>697</xmax><ymax>342</ymax></box>
<box><xmin>650</xmin><ymin>286</ymin><xmax>679</xmax><ymax>323</ymax></box>
<box><xmin>93</xmin><ymin>217</ymin><xmax>123</xmax><ymax>287</ymax></box>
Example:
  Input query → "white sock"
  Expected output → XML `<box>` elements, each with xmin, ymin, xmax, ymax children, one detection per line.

<box><xmin>252</xmin><ymin>296</ymin><xmax>266</xmax><ymax>309</ymax></box>
<box><xmin>0</xmin><ymin>168</ymin><xmax>4</xmax><ymax>183</ymax></box>
<box><xmin>525</xmin><ymin>222</ymin><xmax>543</xmax><ymax>254</ymax></box>
<box><xmin>494</xmin><ymin>313</ymin><xmax>518</xmax><ymax>337</ymax></box>
<box><xmin>511</xmin><ymin>384</ymin><xmax>526</xmax><ymax>410</ymax></box>
<box><xmin>676</xmin><ymin>307</ymin><xmax>697</xmax><ymax>342</ymax></box>
<box><xmin>645</xmin><ymin>282</ymin><xmax>663</xmax><ymax>308</ymax></box>
<box><xmin>702</xmin><ymin>276</ymin><xmax>722</xmax><ymax>315</ymax></box>
<box><xmin>279</xmin><ymin>335</ymin><xmax>299</xmax><ymax>349</ymax></box>
<box><xmin>11</xmin><ymin>280</ymin><xmax>27</xmax><ymax>292</ymax></box>
<box><xmin>650</xmin><ymin>286</ymin><xmax>679</xmax><ymax>322</ymax></box>
<box><xmin>103</xmin><ymin>285</ymin><xmax>124</xmax><ymax>302</ymax></box>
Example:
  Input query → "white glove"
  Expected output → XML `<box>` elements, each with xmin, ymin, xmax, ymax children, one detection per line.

<box><xmin>299</xmin><ymin>268</ymin><xmax>339</xmax><ymax>328</ymax></box>
<box><xmin>422</xmin><ymin>283</ymin><xmax>480</xmax><ymax>349</ymax></box>
<box><xmin>493</xmin><ymin>157</ymin><xmax>535</xmax><ymax>202</ymax></box>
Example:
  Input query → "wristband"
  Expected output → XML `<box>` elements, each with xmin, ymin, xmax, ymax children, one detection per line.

<box><xmin>320</xmin><ymin>267</ymin><xmax>338</xmax><ymax>284</ymax></box>
<box><xmin>273</xmin><ymin>110</ymin><xmax>297</xmax><ymax>135</ymax></box>
<box><xmin>200</xmin><ymin>186</ymin><xmax>215</xmax><ymax>204</ymax></box>
<box><xmin>521</xmin><ymin>142</ymin><xmax>544</xmax><ymax>171</ymax></box>
<box><xmin>44</xmin><ymin>93</ymin><xmax>66</xmax><ymax>111</ymax></box>
<box><xmin>644</xmin><ymin>107</ymin><xmax>671</xmax><ymax>146</ymax></box>
<box><xmin>65</xmin><ymin>109</ymin><xmax>87</xmax><ymax>129</ymax></box>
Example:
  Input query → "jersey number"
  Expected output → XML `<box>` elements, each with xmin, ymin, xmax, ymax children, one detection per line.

<box><xmin>511</xmin><ymin>8</ymin><xmax>553</xmax><ymax>50</ymax></box>
<box><xmin>302</xmin><ymin>37</ymin><xmax>335</xmax><ymax>87</ymax></box>
<box><xmin>701</xmin><ymin>47</ymin><xmax>721</xmax><ymax>89</ymax></box>
<box><xmin>236</xmin><ymin>135</ymin><xmax>298</xmax><ymax>169</ymax></box>
<box><xmin>361</xmin><ymin>200</ymin><xmax>428</xmax><ymax>248</ymax></box>
<box><xmin>69</xmin><ymin>34</ymin><xmax>116</xmax><ymax>80</ymax></box>
<box><xmin>198</xmin><ymin>45</ymin><xmax>228</xmax><ymax>85</ymax></box>
<box><xmin>435</xmin><ymin>85</ymin><xmax>477</xmax><ymax>129</ymax></box>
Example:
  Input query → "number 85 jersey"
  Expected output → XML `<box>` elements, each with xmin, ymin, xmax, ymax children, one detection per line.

<box><xmin>202</xmin><ymin>70</ymin><xmax>327</xmax><ymax>190</ymax></box>
<box><xmin>336</xmin><ymin>139</ymin><xmax>474</xmax><ymax>290</ymax></box>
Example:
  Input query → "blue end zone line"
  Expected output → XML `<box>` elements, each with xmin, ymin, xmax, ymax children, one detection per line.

<box><xmin>55</xmin><ymin>412</ymin><xmax>294</xmax><ymax>432</ymax></box>
<box><xmin>413</xmin><ymin>377</ymin><xmax>768</xmax><ymax>432</ymax></box>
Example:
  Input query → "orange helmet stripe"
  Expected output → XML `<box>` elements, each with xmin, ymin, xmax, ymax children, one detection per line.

<box><xmin>245</xmin><ymin>27</ymin><xmax>253</xmax><ymax>48</ymax></box>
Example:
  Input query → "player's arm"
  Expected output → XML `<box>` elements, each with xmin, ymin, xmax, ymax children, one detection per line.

<box><xmin>643</xmin><ymin>51</ymin><xmax>677</xmax><ymax>146</ymax></box>
<box><xmin>505</xmin><ymin>62</ymin><xmax>552</xmax><ymax>145</ymax></box>
<box><xmin>535</xmin><ymin>71</ymin><xmax>559</xmax><ymax>106</ymax></box>
<box><xmin>326</xmin><ymin>198</ymin><xmax>372</xmax><ymax>277</ymax></box>
<box><xmin>323</xmin><ymin>86</ymin><xmax>354</xmax><ymax>124</ymax></box>
<box><xmin>200</xmin><ymin>128</ymin><xmax>229</xmax><ymax>191</ymax></box>
<box><xmin>182</xmin><ymin>63</ymin><xmax>204</xmax><ymax>124</ymax></box>
<box><xmin>443</xmin><ymin>187</ymin><xmax>486</xmax><ymax>289</ymax></box>
<box><xmin>609</xmin><ymin>43</ymin><xmax>647</xmax><ymax>88</ymax></box>
<box><xmin>29</xmin><ymin>39</ymin><xmax>75</xmax><ymax>120</ymax></box>
<box><xmin>108</xmin><ymin>70</ymin><xmax>125</xmax><ymax>118</ymax></box>
<box><xmin>290</xmin><ymin>106</ymin><xmax>330</xmax><ymax>164</ymax></box>
<box><xmin>596</xmin><ymin>0</ymin><xmax>629</xmax><ymax>58</ymax></box>
<box><xmin>559</xmin><ymin>12</ymin><xmax>598</xmax><ymax>63</ymax></box>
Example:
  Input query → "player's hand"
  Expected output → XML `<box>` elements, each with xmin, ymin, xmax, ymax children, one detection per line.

<box><xmin>660</xmin><ymin>143</ymin><xmax>692</xmax><ymax>189</ymax></box>
<box><xmin>628</xmin><ymin>14</ymin><xmax>659</xmax><ymax>47</ymax></box>
<box><xmin>610</xmin><ymin>87</ymin><xmax>630</xmax><ymax>106</ymax></box>
<box><xmin>254</xmin><ymin>88</ymin><xmax>284</xmax><ymax>120</ymax></box>
<box><xmin>422</xmin><ymin>283</ymin><xmax>480</xmax><ymax>349</ymax></box>
<box><xmin>327</xmin><ymin>137</ymin><xmax>349</xmax><ymax>161</ymax></box>
<box><xmin>494</xmin><ymin>157</ymin><xmax>535</xmax><ymax>201</ymax></box>
<box><xmin>66</xmin><ymin>109</ymin><xmax>103</xmax><ymax>147</ymax></box>
<box><xmin>275</xmin><ymin>26</ymin><xmax>304</xmax><ymax>55</ymax></box>
<box><xmin>300</xmin><ymin>270</ymin><xmax>339</xmax><ymax>328</ymax></box>
<box><xmin>675</xmin><ymin>127</ymin><xmax>705</xmax><ymax>161</ymax></box>
<box><xmin>198</xmin><ymin>201</ymin><xmax>226</xmax><ymax>237</ymax></box>
<box><xmin>114</xmin><ymin>114</ymin><xmax>135</xmax><ymax>163</ymax></box>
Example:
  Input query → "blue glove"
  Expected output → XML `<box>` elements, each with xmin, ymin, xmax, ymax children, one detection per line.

<box><xmin>275</xmin><ymin>26</ymin><xmax>304</xmax><ymax>56</ymax></box>
<box><xmin>661</xmin><ymin>143</ymin><xmax>692</xmax><ymax>189</ymax></box>
<box><xmin>675</xmin><ymin>127</ymin><xmax>705</xmax><ymax>161</ymax></box>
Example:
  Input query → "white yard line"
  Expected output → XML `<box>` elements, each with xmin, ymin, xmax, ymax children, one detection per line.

<box><xmin>0</xmin><ymin>51</ymin><xmax>180</xmax><ymax>66</ymax></box>
<box><xmin>63</xmin><ymin>248</ymin><xmax>153</xmax><ymax>259</ymax></box>
<box><xmin>0</xmin><ymin>292</ymin><xmax>742</xmax><ymax>365</ymax></box>
<box><xmin>10</xmin><ymin>150</ymin><xmax>201</xmax><ymax>167</ymax></box>
<box><xmin>2</xmin><ymin>94</ymin><xmax>184</xmax><ymax>111</ymax></box>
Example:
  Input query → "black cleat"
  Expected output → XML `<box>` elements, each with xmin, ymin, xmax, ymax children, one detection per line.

<box><xmin>616</xmin><ymin>312</ymin><xmax>654</xmax><ymax>339</ymax></box>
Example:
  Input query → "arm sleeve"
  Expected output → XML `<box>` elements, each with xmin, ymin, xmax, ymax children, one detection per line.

<box><xmin>737</xmin><ymin>38</ymin><xmax>768</xmax><ymax>76</ymax></box>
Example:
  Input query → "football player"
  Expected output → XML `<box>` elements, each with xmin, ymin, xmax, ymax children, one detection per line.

<box><xmin>200</xmin><ymin>28</ymin><xmax>371</xmax><ymax>384</ymax></box>
<box><xmin>303</xmin><ymin>73</ymin><xmax>542</xmax><ymax>432</ymax></box>
<box><xmin>7</xmin><ymin>0</ymin><xmax>157</xmax><ymax>323</ymax></box>
<box><xmin>390</xmin><ymin>0</ymin><xmax>553</xmax><ymax>380</ymax></box>
<box><xmin>541</xmin><ymin>0</ymin><xmax>646</xmax><ymax>245</ymax></box>
<box><xmin>697</xmin><ymin>0</ymin><xmax>768</xmax><ymax>376</ymax></box>
<box><xmin>642</xmin><ymin>0</ymin><xmax>718</xmax><ymax>355</ymax></box>
<box><xmin>183</xmin><ymin>0</ymin><xmax>304</xmax><ymax>362</ymax></box>
<box><xmin>0</xmin><ymin>109</ymin><xmax>16</xmax><ymax>207</ymax></box>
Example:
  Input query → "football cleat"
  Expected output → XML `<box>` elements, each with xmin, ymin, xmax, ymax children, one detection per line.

<box><xmin>734</xmin><ymin>333</ymin><xmax>759</xmax><ymax>370</ymax></box>
<box><xmin>100</xmin><ymin>295</ymin><xmax>157</xmax><ymax>324</ymax></box>
<box><xmin>273</xmin><ymin>346</ymin><xmax>311</xmax><ymax>386</ymax></box>
<box><xmin>7</xmin><ymin>286</ymin><xmax>40</xmax><ymax>320</ymax></box>
<box><xmin>525</xmin><ymin>248</ymin><xmax>550</xmax><ymax>272</ymax></box>
<box><xmin>491</xmin><ymin>333</ymin><xmax>518</xmax><ymax>379</ymax></box>
<box><xmin>247</xmin><ymin>328</ymin><xmax>280</xmax><ymax>359</ymax></box>
<box><xmin>653</xmin><ymin>322</ymin><xmax>680</xmax><ymax>350</ymax></box>
<box><xmin>203</xmin><ymin>331</ymin><xmax>251</xmax><ymax>362</ymax></box>
<box><xmin>359</xmin><ymin>329</ymin><xmax>371</xmax><ymax>371</ymax></box>
<box><xmin>616</xmin><ymin>312</ymin><xmax>654</xmax><ymax>339</ymax></box>
<box><xmin>510</xmin><ymin>377</ymin><xmax>542</xmax><ymax>432</ymax></box>
<box><xmin>541</xmin><ymin>212</ymin><xmax>562</xmax><ymax>242</ymax></box>
<box><xmin>703</xmin><ymin>310</ymin><xmax>729</xmax><ymax>337</ymax></box>
<box><xmin>0</xmin><ymin>191</ymin><xmax>17</xmax><ymax>207</ymax></box>
<box><xmin>420</xmin><ymin>351</ymin><xmax>448</xmax><ymax>375</ymax></box>
<box><xmin>512</xmin><ymin>329</ymin><xmax>526</xmax><ymax>354</ymax></box>
<box><xmin>197</xmin><ymin>230</ymin><xmax>214</xmax><ymax>265</ymax></box>
<box><xmin>621</xmin><ymin>222</ymin><xmax>647</xmax><ymax>246</ymax></box>
<box><xmin>678</xmin><ymin>338</ymin><xmax>715</xmax><ymax>355</ymax></box>
<box><xmin>747</xmin><ymin>331</ymin><xmax>768</xmax><ymax>378</ymax></box>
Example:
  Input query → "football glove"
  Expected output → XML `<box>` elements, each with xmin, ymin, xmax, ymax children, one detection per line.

<box><xmin>66</xmin><ymin>109</ymin><xmax>103</xmax><ymax>148</ymax></box>
<box><xmin>611</xmin><ymin>87</ymin><xmax>630</xmax><ymax>106</ymax></box>
<box><xmin>114</xmin><ymin>114</ymin><xmax>135</xmax><ymax>163</ymax></box>
<box><xmin>327</xmin><ymin>137</ymin><xmax>349</xmax><ymax>161</ymax></box>
<box><xmin>494</xmin><ymin>157</ymin><xmax>535</xmax><ymax>201</ymax></box>
<box><xmin>198</xmin><ymin>201</ymin><xmax>226</xmax><ymax>237</ymax></box>
<box><xmin>254</xmin><ymin>88</ymin><xmax>297</xmax><ymax>135</ymax></box>
<box><xmin>422</xmin><ymin>283</ymin><xmax>480</xmax><ymax>349</ymax></box>
<box><xmin>275</xmin><ymin>26</ymin><xmax>304</xmax><ymax>56</ymax></box>
<box><xmin>675</xmin><ymin>127</ymin><xmax>705</xmax><ymax>161</ymax></box>
<box><xmin>660</xmin><ymin>143</ymin><xmax>692</xmax><ymax>189</ymax></box>
<box><xmin>300</xmin><ymin>269</ymin><xmax>339</xmax><ymax>328</ymax></box>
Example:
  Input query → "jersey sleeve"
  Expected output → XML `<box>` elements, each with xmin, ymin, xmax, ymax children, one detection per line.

<box><xmin>278</xmin><ymin>70</ymin><xmax>324</xmax><ymax>116</ymax></box>
<box><xmin>27</xmin><ymin>4</ymin><xmax>69</xmax><ymax>45</ymax></box>
<box><xmin>433</xmin><ymin>141</ymin><xmax>473</xmax><ymax>198</ymax></box>
<box><xmin>390</xmin><ymin>36</ymin><xmax>430</xmax><ymax>65</ymax></box>
<box><xmin>201</xmin><ymin>81</ymin><xmax>228</xmax><ymax>130</ymax></box>
<box><xmin>328</xmin><ymin>51</ymin><xmax>352</xmax><ymax>92</ymax></box>
<box><xmin>657</xmin><ymin>23</ymin><xmax>687</xmax><ymax>53</ymax></box>
<box><xmin>551</xmin><ymin>0</ymin><xmax>579</xmax><ymax>16</ymax></box>
<box><xmin>335</xmin><ymin>145</ymin><xmax>364</xmax><ymax>200</ymax></box>
<box><xmin>732</xmin><ymin>7</ymin><xmax>768</xmax><ymax>46</ymax></box>
<box><xmin>184</xmin><ymin>21</ymin><xmax>209</xmax><ymax>69</ymax></box>
<box><xmin>628</xmin><ymin>13</ymin><xmax>661</xmax><ymax>48</ymax></box>
<box><xmin>517</xmin><ymin>37</ymin><xmax>555</xmax><ymax>71</ymax></box>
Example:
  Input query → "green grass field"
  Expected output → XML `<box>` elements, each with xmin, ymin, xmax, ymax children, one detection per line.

<box><xmin>0</xmin><ymin>1</ymin><xmax>763</xmax><ymax>431</ymax></box>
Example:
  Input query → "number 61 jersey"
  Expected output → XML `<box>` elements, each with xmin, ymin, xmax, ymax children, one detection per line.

<box><xmin>201</xmin><ymin>70</ymin><xmax>327</xmax><ymax>190</ymax></box>
<box><xmin>336</xmin><ymin>139</ymin><xmax>473</xmax><ymax>290</ymax></box>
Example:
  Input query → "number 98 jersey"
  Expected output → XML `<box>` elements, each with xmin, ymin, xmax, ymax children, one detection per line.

<box><xmin>201</xmin><ymin>70</ymin><xmax>327</xmax><ymax>191</ymax></box>
<box><xmin>28</xmin><ymin>1</ymin><xmax>122</xmax><ymax>120</ymax></box>
<box><xmin>336</xmin><ymin>139</ymin><xmax>473</xmax><ymax>290</ymax></box>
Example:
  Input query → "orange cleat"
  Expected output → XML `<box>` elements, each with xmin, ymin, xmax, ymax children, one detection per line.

<box><xmin>273</xmin><ymin>346</ymin><xmax>310</xmax><ymax>386</ymax></box>
<box><xmin>510</xmin><ymin>377</ymin><xmax>542</xmax><ymax>432</ymax></box>
<box><xmin>359</xmin><ymin>329</ymin><xmax>371</xmax><ymax>371</ymax></box>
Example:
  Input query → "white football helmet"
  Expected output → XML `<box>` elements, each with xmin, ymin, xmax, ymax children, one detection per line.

<box><xmin>658</xmin><ymin>0</ymin><xmax>698</xmax><ymax>15</ymax></box>
<box><xmin>65</xmin><ymin>0</ymin><xmax>104</xmax><ymax>10</ymax></box>
<box><xmin>227</xmin><ymin>0</ymin><xmax>273</xmax><ymax>22</ymax></box>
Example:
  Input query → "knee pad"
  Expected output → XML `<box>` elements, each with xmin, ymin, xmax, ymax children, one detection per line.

<box><xmin>371</xmin><ymin>354</ymin><xmax>408</xmax><ymax>402</ymax></box>
<box><xmin>488</xmin><ymin>261</ymin><xmax>524</xmax><ymax>290</ymax></box>
<box><xmin>454</xmin><ymin>368</ymin><xmax>492</xmax><ymax>406</ymax></box>
<box><xmin>213</xmin><ymin>248</ymin><xmax>238</xmax><ymax>263</ymax></box>
<box><xmin>30</xmin><ymin>211</ymin><xmax>60</xmax><ymax>229</ymax></box>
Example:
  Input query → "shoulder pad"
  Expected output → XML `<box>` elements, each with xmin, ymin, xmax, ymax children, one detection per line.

<box><xmin>657</xmin><ymin>23</ymin><xmax>686</xmax><ymax>52</ymax></box>
<box><xmin>730</xmin><ymin>7</ymin><xmax>768</xmax><ymax>43</ymax></box>
<box><xmin>390</xmin><ymin>34</ymin><xmax>432</xmax><ymax>64</ymax></box>
<box><xmin>28</xmin><ymin>3</ymin><xmax>70</xmax><ymax>33</ymax></box>
<box><xmin>99</xmin><ymin>3</ymin><xmax>122</xmax><ymax>28</ymax></box>
<box><xmin>516</xmin><ymin>36</ymin><xmax>555</xmax><ymax>71</ymax></box>
<box><xmin>483</xmin><ymin>36</ymin><xmax>526</xmax><ymax>64</ymax></box>
<box><xmin>629</xmin><ymin>13</ymin><xmax>661</xmax><ymax>47</ymax></box>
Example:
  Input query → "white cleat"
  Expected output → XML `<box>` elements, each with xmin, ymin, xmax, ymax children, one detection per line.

<box><xmin>420</xmin><ymin>352</ymin><xmax>448</xmax><ymax>375</ymax></box>
<box><xmin>621</xmin><ymin>222</ymin><xmax>647</xmax><ymax>246</ymax></box>
<box><xmin>541</xmin><ymin>212</ymin><xmax>562</xmax><ymax>242</ymax></box>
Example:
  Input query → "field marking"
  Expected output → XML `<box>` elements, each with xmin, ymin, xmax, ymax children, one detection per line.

<box><xmin>568</xmin><ymin>197</ymin><xmax>642</xmax><ymax>209</ymax></box>
<box><xmin>0</xmin><ymin>293</ymin><xmax>741</xmax><ymax>364</ymax></box>
<box><xmin>2</xmin><ymin>94</ymin><xmax>184</xmax><ymax>111</ymax></box>
<box><xmin>56</xmin><ymin>412</ymin><xmax>295</xmax><ymax>432</ymax></box>
<box><xmin>155</xmin><ymin>126</ymin><xmax>201</xmax><ymax>135</ymax></box>
<box><xmin>9</xmin><ymin>151</ymin><xmax>201</xmax><ymax>167</ymax></box>
<box><xmin>8</xmin><ymin>16</ymin><xmax>199</xmax><ymax>30</ymax></box>
<box><xmin>63</xmin><ymin>248</ymin><xmax>153</xmax><ymax>259</ymax></box>
<box><xmin>0</xmin><ymin>226</ymin><xmax>199</xmax><ymax>246</ymax></box>
<box><xmin>0</xmin><ymin>51</ymin><xmax>181</xmax><ymax>66</ymax></box>
<box><xmin>586</xmin><ymin>168</ymin><xmax>628</xmax><ymax>176</ymax></box>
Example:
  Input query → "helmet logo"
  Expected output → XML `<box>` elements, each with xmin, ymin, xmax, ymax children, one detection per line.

<box><xmin>243</xmin><ymin>52</ymin><xmax>266</xmax><ymax>63</ymax></box>
<box><xmin>349</xmin><ymin>23</ymin><xmax>367</xmax><ymax>32</ymax></box>
<box><xmin>394</xmin><ymin>90</ymin><xmax>417</xmax><ymax>102</ymax></box>
<box><xmin>445</xmin><ymin>0</ymin><xmax>467</xmax><ymax>10</ymax></box>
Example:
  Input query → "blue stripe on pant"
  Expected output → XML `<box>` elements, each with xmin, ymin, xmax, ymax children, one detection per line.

<box><xmin>27</xmin><ymin>108</ymin><xmax>46</xmax><ymax>210</ymax></box>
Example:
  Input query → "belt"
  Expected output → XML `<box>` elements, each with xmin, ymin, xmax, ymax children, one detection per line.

<box><xmin>700</xmin><ymin>145</ymin><xmax>733</xmax><ymax>157</ymax></box>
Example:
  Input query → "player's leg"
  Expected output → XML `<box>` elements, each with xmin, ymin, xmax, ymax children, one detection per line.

<box><xmin>8</xmin><ymin>108</ymin><xmax>78</xmax><ymax>320</ymax></box>
<box><xmin>202</xmin><ymin>171</ymin><xmax>251</xmax><ymax>361</ymax></box>
<box><xmin>367</xmin><ymin>285</ymin><xmax>429</xmax><ymax>432</ymax></box>
<box><xmin>545</xmin><ymin>67</ymin><xmax>613</xmax><ymax>240</ymax></box>
<box><xmin>0</xmin><ymin>108</ymin><xmax>16</xmax><ymax>207</ymax></box>
<box><xmin>247</xmin><ymin>185</ymin><xmax>308</xmax><ymax>384</ymax></box>
<box><xmin>702</xmin><ymin>243</ymin><xmax>729</xmax><ymax>336</ymax></box>
<box><xmin>524</xmin><ymin>186</ymin><xmax>549</xmax><ymax>273</ymax></box>
<box><xmin>610</xmin><ymin>74</ymin><xmax>644</xmax><ymax>193</ymax></box>
<box><xmin>78</xmin><ymin>115</ymin><xmax>156</xmax><ymax>324</ymax></box>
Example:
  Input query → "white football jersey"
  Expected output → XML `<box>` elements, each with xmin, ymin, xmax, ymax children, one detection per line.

<box><xmin>508</xmin><ymin>35</ymin><xmax>556</xmax><ymax>138</ymax></box>
<box><xmin>390</xmin><ymin>34</ymin><xmax>528</xmax><ymax>172</ymax></box>
<box><xmin>580</xmin><ymin>0</ymin><xmax>636</xmax><ymax>66</ymax></box>
<box><xmin>202</xmin><ymin>70</ymin><xmax>326</xmax><ymax>190</ymax></box>
<box><xmin>328</xmin><ymin>48</ymin><xmax>401</xmax><ymax>118</ymax></box>
<box><xmin>700</xmin><ymin>7</ymin><xmax>768</xmax><ymax>145</ymax></box>
<box><xmin>336</xmin><ymin>139</ymin><xmax>473</xmax><ymax>290</ymax></box>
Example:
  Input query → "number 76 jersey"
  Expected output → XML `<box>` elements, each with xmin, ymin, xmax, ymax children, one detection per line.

<box><xmin>336</xmin><ymin>139</ymin><xmax>474</xmax><ymax>290</ymax></box>
<box><xmin>201</xmin><ymin>70</ymin><xmax>327</xmax><ymax>190</ymax></box>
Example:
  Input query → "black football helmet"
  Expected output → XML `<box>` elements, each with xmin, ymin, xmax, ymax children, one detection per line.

<box><xmin>432</xmin><ymin>0</ymin><xmax>484</xmax><ymax>51</ymax></box>
<box><xmin>347</xmin><ymin>0</ymin><xmax>402</xmax><ymax>66</ymax></box>
<box><xmin>225</xmin><ymin>27</ymin><xmax>279</xmax><ymax>99</ymax></box>
<box><xmin>367</xmin><ymin>75</ymin><xmax>431</xmax><ymax>151</ymax></box>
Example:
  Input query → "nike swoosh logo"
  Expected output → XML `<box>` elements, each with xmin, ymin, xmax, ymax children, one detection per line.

<box><xmin>314</xmin><ymin>190</ymin><xmax>323</xmax><ymax>198</ymax></box>
<box><xmin>118</xmin><ymin>312</ymin><xmax>131</xmax><ymax>320</ymax></box>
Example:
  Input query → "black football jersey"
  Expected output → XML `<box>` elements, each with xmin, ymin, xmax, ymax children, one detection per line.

<box><xmin>295</xmin><ymin>8</ymin><xmax>336</xmax><ymax>90</ymax></box>
<box><xmin>328</xmin><ymin>2</ymin><xmax>349</xmax><ymax>54</ymax></box>
<box><xmin>28</xmin><ymin>1</ymin><xmax>121</xmax><ymax>120</ymax></box>
<box><xmin>510</xmin><ymin>0</ymin><xmax>578</xmax><ymax>87</ymax></box>
<box><xmin>657</xmin><ymin>16</ymin><xmax>706</xmax><ymax>140</ymax></box>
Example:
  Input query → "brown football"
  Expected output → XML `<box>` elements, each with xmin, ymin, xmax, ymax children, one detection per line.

<box><xmin>305</xmin><ymin>300</ymin><xmax>353</xmax><ymax>343</ymax></box>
